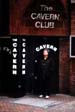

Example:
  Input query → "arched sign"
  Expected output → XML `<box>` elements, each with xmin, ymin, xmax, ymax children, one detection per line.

<box><xmin>35</xmin><ymin>44</ymin><xmax>58</xmax><ymax>52</ymax></box>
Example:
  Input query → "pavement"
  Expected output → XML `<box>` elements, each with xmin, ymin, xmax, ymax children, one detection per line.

<box><xmin>0</xmin><ymin>94</ymin><xmax>75</xmax><ymax>112</ymax></box>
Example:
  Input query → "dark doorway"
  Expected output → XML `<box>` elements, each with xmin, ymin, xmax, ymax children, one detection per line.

<box><xmin>26</xmin><ymin>36</ymin><xmax>59</xmax><ymax>94</ymax></box>
<box><xmin>0</xmin><ymin>37</ymin><xmax>59</xmax><ymax>97</ymax></box>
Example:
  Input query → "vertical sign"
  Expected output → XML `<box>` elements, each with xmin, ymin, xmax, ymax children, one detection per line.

<box><xmin>12</xmin><ymin>37</ymin><xmax>27</xmax><ymax>76</ymax></box>
<box><xmin>22</xmin><ymin>38</ymin><xmax>26</xmax><ymax>75</ymax></box>
<box><xmin>12</xmin><ymin>38</ymin><xmax>17</xmax><ymax>75</ymax></box>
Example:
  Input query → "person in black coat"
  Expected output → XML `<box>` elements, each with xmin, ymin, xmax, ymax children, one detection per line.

<box><xmin>36</xmin><ymin>49</ymin><xmax>54</xmax><ymax>98</ymax></box>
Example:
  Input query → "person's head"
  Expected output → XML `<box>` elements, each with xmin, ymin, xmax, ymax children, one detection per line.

<box><xmin>43</xmin><ymin>49</ymin><xmax>49</xmax><ymax>58</ymax></box>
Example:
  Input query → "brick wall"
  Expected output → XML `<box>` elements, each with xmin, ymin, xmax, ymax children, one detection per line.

<box><xmin>70</xmin><ymin>3</ymin><xmax>75</xmax><ymax>95</ymax></box>
<box><xmin>10</xmin><ymin>0</ymin><xmax>69</xmax><ymax>36</ymax></box>
<box><xmin>71</xmin><ymin>3</ymin><xmax>75</xmax><ymax>35</ymax></box>
<box><xmin>70</xmin><ymin>60</ymin><xmax>75</xmax><ymax>95</ymax></box>
<box><xmin>59</xmin><ymin>38</ymin><xmax>70</xmax><ymax>94</ymax></box>
<box><xmin>59</xmin><ymin>37</ymin><xmax>75</xmax><ymax>95</ymax></box>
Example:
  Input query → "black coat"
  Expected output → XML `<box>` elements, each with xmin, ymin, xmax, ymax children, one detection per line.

<box><xmin>37</xmin><ymin>57</ymin><xmax>54</xmax><ymax>80</ymax></box>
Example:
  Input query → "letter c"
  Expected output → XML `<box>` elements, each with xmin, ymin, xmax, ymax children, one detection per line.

<box><xmin>35</xmin><ymin>21</ymin><xmax>40</xmax><ymax>28</ymax></box>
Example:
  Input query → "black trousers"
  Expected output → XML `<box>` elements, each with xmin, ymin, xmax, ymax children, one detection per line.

<box><xmin>38</xmin><ymin>77</ymin><xmax>51</xmax><ymax>96</ymax></box>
